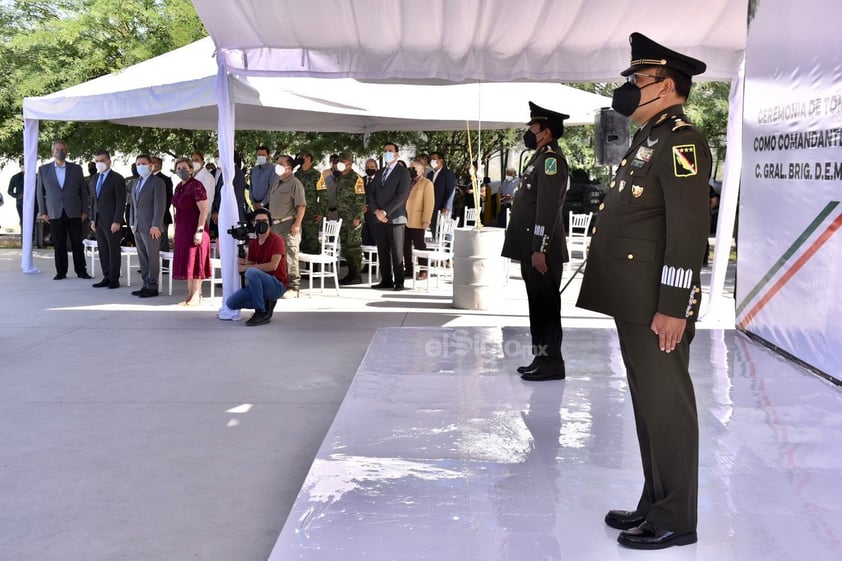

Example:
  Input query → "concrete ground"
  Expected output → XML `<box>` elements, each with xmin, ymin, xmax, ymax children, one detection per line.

<box><xmin>0</xmin><ymin>245</ymin><xmax>735</xmax><ymax>561</ymax></box>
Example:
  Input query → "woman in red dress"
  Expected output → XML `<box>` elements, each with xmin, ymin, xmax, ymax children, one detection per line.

<box><xmin>171</xmin><ymin>157</ymin><xmax>211</xmax><ymax>306</ymax></box>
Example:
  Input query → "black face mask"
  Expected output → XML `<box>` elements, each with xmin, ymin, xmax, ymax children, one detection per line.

<box><xmin>332</xmin><ymin>170</ymin><xmax>342</xmax><ymax>178</ymax></box>
<box><xmin>611</xmin><ymin>80</ymin><xmax>664</xmax><ymax>117</ymax></box>
<box><xmin>365</xmin><ymin>168</ymin><xmax>376</xmax><ymax>177</ymax></box>
<box><xmin>254</xmin><ymin>221</ymin><xmax>270</xmax><ymax>235</ymax></box>
<box><xmin>409</xmin><ymin>168</ymin><xmax>418</xmax><ymax>179</ymax></box>
<box><xmin>523</xmin><ymin>130</ymin><xmax>538</xmax><ymax>150</ymax></box>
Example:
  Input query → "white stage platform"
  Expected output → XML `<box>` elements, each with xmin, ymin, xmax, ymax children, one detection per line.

<box><xmin>268</xmin><ymin>327</ymin><xmax>842</xmax><ymax>561</ymax></box>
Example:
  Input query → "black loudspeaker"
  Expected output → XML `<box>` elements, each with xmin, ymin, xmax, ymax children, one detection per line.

<box><xmin>594</xmin><ymin>108</ymin><xmax>630</xmax><ymax>166</ymax></box>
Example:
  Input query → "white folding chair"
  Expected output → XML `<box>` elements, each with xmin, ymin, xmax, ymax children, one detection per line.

<box><xmin>411</xmin><ymin>218</ymin><xmax>457</xmax><ymax>291</ymax></box>
<box><xmin>360</xmin><ymin>244</ymin><xmax>379</xmax><ymax>286</ymax></box>
<box><xmin>299</xmin><ymin>218</ymin><xmax>343</xmax><ymax>296</ymax></box>
<box><xmin>567</xmin><ymin>212</ymin><xmax>594</xmax><ymax>263</ymax></box>
<box><xmin>206</xmin><ymin>257</ymin><xmax>223</xmax><ymax>299</ymax></box>
<box><xmin>121</xmin><ymin>246</ymin><xmax>138</xmax><ymax>286</ymax></box>
<box><xmin>158</xmin><ymin>251</ymin><xmax>175</xmax><ymax>295</ymax></box>
<box><xmin>83</xmin><ymin>239</ymin><xmax>98</xmax><ymax>276</ymax></box>
<box><xmin>463</xmin><ymin>206</ymin><xmax>478</xmax><ymax>228</ymax></box>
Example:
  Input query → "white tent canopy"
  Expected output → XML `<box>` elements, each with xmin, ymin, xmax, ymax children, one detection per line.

<box><xmin>23</xmin><ymin>38</ymin><xmax>612</xmax><ymax>131</ymax></box>
<box><xmin>195</xmin><ymin>0</ymin><xmax>747</xmax><ymax>82</ymax></box>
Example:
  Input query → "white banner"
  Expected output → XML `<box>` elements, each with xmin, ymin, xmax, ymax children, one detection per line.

<box><xmin>738</xmin><ymin>0</ymin><xmax>842</xmax><ymax>380</ymax></box>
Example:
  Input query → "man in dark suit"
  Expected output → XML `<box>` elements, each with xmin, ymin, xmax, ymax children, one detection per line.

<box><xmin>367</xmin><ymin>141</ymin><xmax>411</xmax><ymax>290</ymax></box>
<box><xmin>90</xmin><ymin>150</ymin><xmax>126</xmax><ymax>289</ymax></box>
<box><xmin>36</xmin><ymin>140</ymin><xmax>92</xmax><ymax>280</ymax></box>
<box><xmin>502</xmin><ymin>102</ymin><xmax>570</xmax><ymax>382</ymax></box>
<box><xmin>130</xmin><ymin>154</ymin><xmax>167</xmax><ymax>298</ymax></box>
<box><xmin>361</xmin><ymin>158</ymin><xmax>378</xmax><ymax>246</ymax></box>
<box><xmin>150</xmin><ymin>156</ymin><xmax>173</xmax><ymax>252</ymax></box>
<box><xmin>576</xmin><ymin>33</ymin><xmax>711</xmax><ymax>550</ymax></box>
<box><xmin>427</xmin><ymin>151</ymin><xmax>456</xmax><ymax>235</ymax></box>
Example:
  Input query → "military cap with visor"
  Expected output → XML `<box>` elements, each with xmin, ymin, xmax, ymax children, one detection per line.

<box><xmin>526</xmin><ymin>101</ymin><xmax>570</xmax><ymax>128</ymax></box>
<box><xmin>621</xmin><ymin>32</ymin><xmax>707</xmax><ymax>78</ymax></box>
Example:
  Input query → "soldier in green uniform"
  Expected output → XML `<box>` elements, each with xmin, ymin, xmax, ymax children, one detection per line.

<box><xmin>334</xmin><ymin>153</ymin><xmax>367</xmax><ymax>284</ymax></box>
<box><xmin>294</xmin><ymin>151</ymin><xmax>323</xmax><ymax>254</ymax></box>
<box><xmin>576</xmin><ymin>33</ymin><xmax>711</xmax><ymax>550</ymax></box>
<box><xmin>502</xmin><ymin>102</ymin><xmax>570</xmax><ymax>381</ymax></box>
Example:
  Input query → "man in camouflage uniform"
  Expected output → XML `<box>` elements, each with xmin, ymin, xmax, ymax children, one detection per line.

<box><xmin>501</xmin><ymin>101</ymin><xmax>570</xmax><ymax>382</ymax></box>
<box><xmin>295</xmin><ymin>151</ymin><xmax>323</xmax><ymax>254</ymax></box>
<box><xmin>577</xmin><ymin>32</ymin><xmax>711</xmax><ymax>550</ymax></box>
<box><xmin>334</xmin><ymin>154</ymin><xmax>367</xmax><ymax>285</ymax></box>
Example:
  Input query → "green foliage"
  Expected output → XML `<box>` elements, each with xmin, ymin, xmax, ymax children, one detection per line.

<box><xmin>0</xmin><ymin>0</ymin><xmax>206</xmax><ymax>159</ymax></box>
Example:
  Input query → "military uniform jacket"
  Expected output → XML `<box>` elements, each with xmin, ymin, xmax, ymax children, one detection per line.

<box><xmin>501</xmin><ymin>142</ymin><xmax>569</xmax><ymax>264</ymax></box>
<box><xmin>335</xmin><ymin>171</ymin><xmax>367</xmax><ymax>222</ymax></box>
<box><xmin>577</xmin><ymin>105</ymin><xmax>712</xmax><ymax>324</ymax></box>
<box><xmin>296</xmin><ymin>168</ymin><xmax>323</xmax><ymax>217</ymax></box>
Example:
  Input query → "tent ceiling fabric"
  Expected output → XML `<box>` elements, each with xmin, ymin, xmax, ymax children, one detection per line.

<box><xmin>23</xmin><ymin>38</ymin><xmax>611</xmax><ymax>132</ymax></box>
<box><xmin>193</xmin><ymin>0</ymin><xmax>747</xmax><ymax>82</ymax></box>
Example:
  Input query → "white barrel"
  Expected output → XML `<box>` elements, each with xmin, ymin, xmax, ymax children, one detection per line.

<box><xmin>452</xmin><ymin>228</ymin><xmax>507</xmax><ymax>310</ymax></box>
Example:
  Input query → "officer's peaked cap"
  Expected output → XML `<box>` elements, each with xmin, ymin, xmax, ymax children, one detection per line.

<box><xmin>621</xmin><ymin>32</ymin><xmax>706</xmax><ymax>78</ymax></box>
<box><xmin>526</xmin><ymin>101</ymin><xmax>569</xmax><ymax>127</ymax></box>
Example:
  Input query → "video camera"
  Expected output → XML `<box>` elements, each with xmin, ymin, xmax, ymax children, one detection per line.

<box><xmin>227</xmin><ymin>221</ymin><xmax>257</xmax><ymax>258</ymax></box>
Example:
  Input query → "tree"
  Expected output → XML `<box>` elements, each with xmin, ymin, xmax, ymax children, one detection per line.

<box><xmin>0</xmin><ymin>0</ymin><xmax>206</xmax><ymax>160</ymax></box>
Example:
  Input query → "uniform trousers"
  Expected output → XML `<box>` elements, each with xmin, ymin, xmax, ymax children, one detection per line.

<box><xmin>615</xmin><ymin>319</ymin><xmax>699</xmax><ymax>533</ymax></box>
<box><xmin>520</xmin><ymin>261</ymin><xmax>564</xmax><ymax>365</ymax></box>
<box><xmin>51</xmin><ymin>211</ymin><xmax>88</xmax><ymax>276</ymax></box>
<box><xmin>272</xmin><ymin>221</ymin><xmax>301</xmax><ymax>291</ymax></box>
<box><xmin>373</xmin><ymin>222</ymin><xmax>405</xmax><ymax>286</ymax></box>
<box><xmin>95</xmin><ymin>217</ymin><xmax>122</xmax><ymax>283</ymax></box>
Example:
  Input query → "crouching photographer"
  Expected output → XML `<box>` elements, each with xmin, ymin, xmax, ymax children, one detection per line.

<box><xmin>225</xmin><ymin>209</ymin><xmax>288</xmax><ymax>326</ymax></box>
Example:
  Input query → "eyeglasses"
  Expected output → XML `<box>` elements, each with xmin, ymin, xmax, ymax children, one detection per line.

<box><xmin>626</xmin><ymin>72</ymin><xmax>664</xmax><ymax>85</ymax></box>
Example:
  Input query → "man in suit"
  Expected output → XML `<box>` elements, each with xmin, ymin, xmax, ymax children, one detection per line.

<box><xmin>150</xmin><ymin>156</ymin><xmax>173</xmax><ymax>252</ymax></box>
<box><xmin>367</xmin><ymin>141</ymin><xmax>411</xmax><ymax>290</ymax></box>
<box><xmin>576</xmin><ymin>33</ymin><xmax>711</xmax><ymax>550</ymax></box>
<box><xmin>428</xmin><ymin>151</ymin><xmax>456</xmax><ymax>235</ymax></box>
<box><xmin>36</xmin><ymin>140</ymin><xmax>92</xmax><ymax>280</ymax></box>
<box><xmin>502</xmin><ymin>102</ymin><xmax>570</xmax><ymax>382</ymax></box>
<box><xmin>129</xmin><ymin>154</ymin><xmax>167</xmax><ymax>298</ymax></box>
<box><xmin>361</xmin><ymin>158</ymin><xmax>379</xmax><ymax>246</ymax></box>
<box><xmin>90</xmin><ymin>150</ymin><xmax>126</xmax><ymax>289</ymax></box>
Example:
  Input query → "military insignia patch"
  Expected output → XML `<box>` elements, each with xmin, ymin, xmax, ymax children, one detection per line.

<box><xmin>619</xmin><ymin>180</ymin><xmax>626</xmax><ymax>192</ymax></box>
<box><xmin>635</xmin><ymin>146</ymin><xmax>654</xmax><ymax>162</ymax></box>
<box><xmin>631</xmin><ymin>185</ymin><xmax>644</xmax><ymax>198</ymax></box>
<box><xmin>631</xmin><ymin>159</ymin><xmax>645</xmax><ymax>168</ymax></box>
<box><xmin>544</xmin><ymin>157</ymin><xmax>557</xmax><ymax>176</ymax></box>
<box><xmin>354</xmin><ymin>177</ymin><xmax>365</xmax><ymax>195</ymax></box>
<box><xmin>316</xmin><ymin>176</ymin><xmax>327</xmax><ymax>191</ymax></box>
<box><xmin>672</xmin><ymin>144</ymin><xmax>698</xmax><ymax>177</ymax></box>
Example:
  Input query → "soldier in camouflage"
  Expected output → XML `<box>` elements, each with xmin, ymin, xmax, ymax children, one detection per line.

<box><xmin>334</xmin><ymin>154</ymin><xmax>367</xmax><ymax>284</ymax></box>
<box><xmin>294</xmin><ymin>151</ymin><xmax>324</xmax><ymax>254</ymax></box>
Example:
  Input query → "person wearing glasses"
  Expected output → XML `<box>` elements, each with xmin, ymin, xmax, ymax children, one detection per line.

<box><xmin>577</xmin><ymin>32</ymin><xmax>712</xmax><ymax>550</ymax></box>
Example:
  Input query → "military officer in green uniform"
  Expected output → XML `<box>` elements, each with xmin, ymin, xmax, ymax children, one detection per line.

<box><xmin>334</xmin><ymin>154</ymin><xmax>367</xmax><ymax>284</ymax></box>
<box><xmin>502</xmin><ymin>102</ymin><xmax>570</xmax><ymax>381</ymax></box>
<box><xmin>576</xmin><ymin>32</ymin><xmax>712</xmax><ymax>550</ymax></box>
<box><xmin>295</xmin><ymin>151</ymin><xmax>323</xmax><ymax>254</ymax></box>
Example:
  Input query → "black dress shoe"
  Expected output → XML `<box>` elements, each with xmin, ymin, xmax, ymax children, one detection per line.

<box><xmin>371</xmin><ymin>281</ymin><xmax>394</xmax><ymax>289</ymax></box>
<box><xmin>108</xmin><ymin>281</ymin><xmax>120</xmax><ymax>289</ymax></box>
<box><xmin>521</xmin><ymin>361</ymin><xmax>566</xmax><ymax>381</ymax></box>
<box><xmin>516</xmin><ymin>360</ymin><xmax>537</xmax><ymax>374</ymax></box>
<box><xmin>138</xmin><ymin>288</ymin><xmax>159</xmax><ymax>298</ymax></box>
<box><xmin>618</xmin><ymin>521</ymin><xmax>697</xmax><ymax>550</ymax></box>
<box><xmin>393</xmin><ymin>284</ymin><xmax>405</xmax><ymax>291</ymax></box>
<box><xmin>605</xmin><ymin>510</ymin><xmax>646</xmax><ymax>530</ymax></box>
<box><xmin>92</xmin><ymin>279</ymin><xmax>110</xmax><ymax>288</ymax></box>
<box><xmin>245</xmin><ymin>310</ymin><xmax>270</xmax><ymax>327</ymax></box>
<box><xmin>53</xmin><ymin>274</ymin><xmax>66</xmax><ymax>280</ymax></box>
<box><xmin>77</xmin><ymin>272</ymin><xmax>93</xmax><ymax>279</ymax></box>
<box><xmin>131</xmin><ymin>288</ymin><xmax>145</xmax><ymax>296</ymax></box>
<box><xmin>339</xmin><ymin>275</ymin><xmax>362</xmax><ymax>285</ymax></box>
<box><xmin>265</xmin><ymin>299</ymin><xmax>277</xmax><ymax>319</ymax></box>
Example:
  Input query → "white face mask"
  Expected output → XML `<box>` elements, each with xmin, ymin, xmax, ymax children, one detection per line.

<box><xmin>256</xmin><ymin>155</ymin><xmax>268</xmax><ymax>165</ymax></box>
<box><xmin>336</xmin><ymin>162</ymin><xmax>346</xmax><ymax>172</ymax></box>
<box><xmin>192</xmin><ymin>161</ymin><xmax>202</xmax><ymax>171</ymax></box>
<box><xmin>136</xmin><ymin>164</ymin><xmax>151</xmax><ymax>178</ymax></box>
<box><xmin>383</xmin><ymin>151</ymin><xmax>396</xmax><ymax>163</ymax></box>
<box><xmin>95</xmin><ymin>161</ymin><xmax>108</xmax><ymax>173</ymax></box>
<box><xmin>430</xmin><ymin>159</ymin><xmax>440</xmax><ymax>169</ymax></box>
<box><xmin>275</xmin><ymin>164</ymin><xmax>287</xmax><ymax>176</ymax></box>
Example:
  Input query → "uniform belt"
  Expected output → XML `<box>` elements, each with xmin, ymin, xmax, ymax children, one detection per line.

<box><xmin>273</xmin><ymin>216</ymin><xmax>294</xmax><ymax>225</ymax></box>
